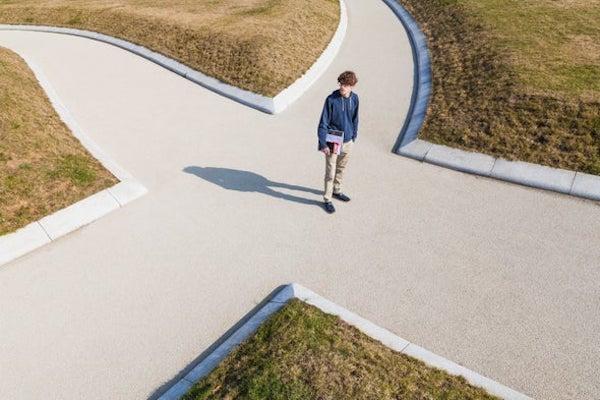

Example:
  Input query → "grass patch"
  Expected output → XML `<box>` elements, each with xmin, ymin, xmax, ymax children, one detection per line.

<box><xmin>0</xmin><ymin>46</ymin><xmax>117</xmax><ymax>235</ymax></box>
<box><xmin>0</xmin><ymin>0</ymin><xmax>340</xmax><ymax>97</ymax></box>
<box><xmin>49</xmin><ymin>154</ymin><xmax>98</xmax><ymax>186</ymax></box>
<box><xmin>398</xmin><ymin>0</ymin><xmax>600</xmax><ymax>175</ymax></box>
<box><xmin>183</xmin><ymin>299</ymin><xmax>499</xmax><ymax>400</ymax></box>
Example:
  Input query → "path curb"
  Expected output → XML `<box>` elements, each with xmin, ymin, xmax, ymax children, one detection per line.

<box><xmin>0</xmin><ymin>56</ymin><xmax>146</xmax><ymax>267</ymax></box>
<box><xmin>158</xmin><ymin>283</ymin><xmax>532</xmax><ymax>400</ymax></box>
<box><xmin>382</xmin><ymin>0</ymin><xmax>432</xmax><ymax>152</ymax></box>
<box><xmin>386</xmin><ymin>0</ymin><xmax>600</xmax><ymax>201</ymax></box>
<box><xmin>403</xmin><ymin>142</ymin><xmax>600</xmax><ymax>201</ymax></box>
<box><xmin>0</xmin><ymin>0</ymin><xmax>347</xmax><ymax>114</ymax></box>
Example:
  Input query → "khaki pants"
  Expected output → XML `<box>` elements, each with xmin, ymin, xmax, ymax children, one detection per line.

<box><xmin>324</xmin><ymin>140</ymin><xmax>353</xmax><ymax>202</ymax></box>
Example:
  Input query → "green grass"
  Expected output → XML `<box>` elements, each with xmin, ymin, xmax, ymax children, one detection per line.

<box><xmin>49</xmin><ymin>155</ymin><xmax>98</xmax><ymax>186</ymax></box>
<box><xmin>456</xmin><ymin>0</ymin><xmax>600</xmax><ymax>100</ymax></box>
<box><xmin>0</xmin><ymin>46</ymin><xmax>117</xmax><ymax>235</ymax></box>
<box><xmin>398</xmin><ymin>0</ymin><xmax>600</xmax><ymax>175</ymax></box>
<box><xmin>183</xmin><ymin>299</ymin><xmax>499</xmax><ymax>400</ymax></box>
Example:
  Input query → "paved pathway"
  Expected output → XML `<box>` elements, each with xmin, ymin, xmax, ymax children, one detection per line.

<box><xmin>1</xmin><ymin>1</ymin><xmax>599</xmax><ymax>399</ymax></box>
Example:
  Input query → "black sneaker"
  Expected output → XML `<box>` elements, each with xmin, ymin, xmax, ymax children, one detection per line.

<box><xmin>324</xmin><ymin>201</ymin><xmax>336</xmax><ymax>214</ymax></box>
<box><xmin>333</xmin><ymin>192</ymin><xmax>351</xmax><ymax>202</ymax></box>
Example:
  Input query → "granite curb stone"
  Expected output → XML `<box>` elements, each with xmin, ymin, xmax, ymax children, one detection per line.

<box><xmin>403</xmin><ymin>344</ymin><xmax>531</xmax><ymax>400</ymax></box>
<box><xmin>0</xmin><ymin>223</ymin><xmax>51</xmax><ymax>266</ymax></box>
<box><xmin>568</xmin><ymin>172</ymin><xmax>600</xmax><ymax>201</ymax></box>
<box><xmin>38</xmin><ymin>190</ymin><xmax>120</xmax><ymax>240</ymax></box>
<box><xmin>107</xmin><ymin>180</ymin><xmax>148</xmax><ymax>207</ymax></box>
<box><xmin>158</xmin><ymin>283</ymin><xmax>532</xmax><ymax>400</ymax></box>
<box><xmin>291</xmin><ymin>283</ymin><xmax>411</xmax><ymax>353</ymax></box>
<box><xmin>425</xmin><ymin>144</ymin><xmax>496</xmax><ymax>176</ymax></box>
<box><xmin>158</xmin><ymin>380</ymin><xmax>193</xmax><ymax>400</ymax></box>
<box><xmin>401</xmin><ymin>139</ymin><xmax>600</xmax><ymax>201</ymax></box>
<box><xmin>397</xmin><ymin>139</ymin><xmax>433</xmax><ymax>161</ymax></box>
<box><xmin>491</xmin><ymin>159</ymin><xmax>576</xmax><ymax>194</ymax></box>
<box><xmin>181</xmin><ymin>301</ymin><xmax>286</xmax><ymax>385</ymax></box>
<box><xmin>382</xmin><ymin>0</ymin><xmax>432</xmax><ymax>151</ymax></box>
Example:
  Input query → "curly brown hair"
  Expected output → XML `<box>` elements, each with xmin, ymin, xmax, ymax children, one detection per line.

<box><xmin>338</xmin><ymin>71</ymin><xmax>358</xmax><ymax>86</ymax></box>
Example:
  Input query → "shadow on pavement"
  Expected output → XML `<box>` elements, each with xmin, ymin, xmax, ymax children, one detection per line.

<box><xmin>183</xmin><ymin>166</ymin><xmax>323</xmax><ymax>207</ymax></box>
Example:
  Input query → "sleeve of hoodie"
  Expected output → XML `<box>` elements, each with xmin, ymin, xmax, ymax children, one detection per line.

<box><xmin>352</xmin><ymin>95</ymin><xmax>359</xmax><ymax>141</ymax></box>
<box><xmin>317</xmin><ymin>97</ymin><xmax>330</xmax><ymax>150</ymax></box>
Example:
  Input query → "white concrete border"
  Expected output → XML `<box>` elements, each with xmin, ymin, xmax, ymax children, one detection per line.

<box><xmin>400</xmin><ymin>141</ymin><xmax>600</xmax><ymax>201</ymax></box>
<box><xmin>272</xmin><ymin>0</ymin><xmax>347</xmax><ymax>113</ymax></box>
<box><xmin>158</xmin><ymin>283</ymin><xmax>532</xmax><ymax>400</ymax></box>
<box><xmin>0</xmin><ymin>55</ymin><xmax>147</xmax><ymax>267</ymax></box>
<box><xmin>0</xmin><ymin>0</ymin><xmax>347</xmax><ymax>115</ymax></box>
<box><xmin>387</xmin><ymin>0</ymin><xmax>600</xmax><ymax>201</ymax></box>
<box><xmin>383</xmin><ymin>0</ymin><xmax>432</xmax><ymax>151</ymax></box>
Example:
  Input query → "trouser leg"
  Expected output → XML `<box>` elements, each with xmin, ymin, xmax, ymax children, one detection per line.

<box><xmin>324</xmin><ymin>152</ymin><xmax>337</xmax><ymax>202</ymax></box>
<box><xmin>333</xmin><ymin>140</ymin><xmax>352</xmax><ymax>194</ymax></box>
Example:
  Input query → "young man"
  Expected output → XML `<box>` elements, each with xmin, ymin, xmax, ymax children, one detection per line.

<box><xmin>317</xmin><ymin>71</ymin><xmax>359</xmax><ymax>214</ymax></box>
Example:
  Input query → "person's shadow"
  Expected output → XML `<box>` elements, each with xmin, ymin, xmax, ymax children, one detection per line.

<box><xmin>183</xmin><ymin>166</ymin><xmax>323</xmax><ymax>207</ymax></box>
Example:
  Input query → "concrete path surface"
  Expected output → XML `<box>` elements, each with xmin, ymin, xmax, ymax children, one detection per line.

<box><xmin>1</xmin><ymin>1</ymin><xmax>599</xmax><ymax>399</ymax></box>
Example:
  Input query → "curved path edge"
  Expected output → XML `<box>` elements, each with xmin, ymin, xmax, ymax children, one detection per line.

<box><xmin>0</xmin><ymin>0</ymin><xmax>347</xmax><ymax>115</ymax></box>
<box><xmin>383</xmin><ymin>0</ymin><xmax>432</xmax><ymax>153</ymax></box>
<box><xmin>0</xmin><ymin>55</ymin><xmax>147</xmax><ymax>267</ymax></box>
<box><xmin>387</xmin><ymin>0</ymin><xmax>600</xmax><ymax>201</ymax></box>
<box><xmin>157</xmin><ymin>283</ymin><xmax>532</xmax><ymax>400</ymax></box>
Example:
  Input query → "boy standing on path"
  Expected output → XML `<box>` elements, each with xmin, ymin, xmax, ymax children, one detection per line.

<box><xmin>317</xmin><ymin>71</ymin><xmax>359</xmax><ymax>214</ymax></box>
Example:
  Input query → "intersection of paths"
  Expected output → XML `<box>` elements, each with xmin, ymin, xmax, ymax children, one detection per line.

<box><xmin>0</xmin><ymin>1</ymin><xmax>599</xmax><ymax>399</ymax></box>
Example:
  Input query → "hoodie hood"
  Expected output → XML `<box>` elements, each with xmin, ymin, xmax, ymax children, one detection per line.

<box><xmin>331</xmin><ymin>89</ymin><xmax>355</xmax><ymax>99</ymax></box>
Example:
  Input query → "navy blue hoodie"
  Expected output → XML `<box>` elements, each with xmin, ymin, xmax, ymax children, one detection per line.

<box><xmin>317</xmin><ymin>90</ymin><xmax>359</xmax><ymax>150</ymax></box>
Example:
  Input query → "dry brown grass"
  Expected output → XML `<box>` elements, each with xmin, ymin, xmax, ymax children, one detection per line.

<box><xmin>0</xmin><ymin>0</ymin><xmax>340</xmax><ymax>97</ymax></box>
<box><xmin>183</xmin><ymin>299</ymin><xmax>499</xmax><ymax>400</ymax></box>
<box><xmin>398</xmin><ymin>0</ymin><xmax>600</xmax><ymax>175</ymax></box>
<box><xmin>0</xmin><ymin>46</ymin><xmax>117</xmax><ymax>235</ymax></box>
<box><xmin>459</xmin><ymin>0</ymin><xmax>600</xmax><ymax>101</ymax></box>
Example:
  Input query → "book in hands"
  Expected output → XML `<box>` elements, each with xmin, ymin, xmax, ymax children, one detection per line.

<box><xmin>326</xmin><ymin>130</ymin><xmax>344</xmax><ymax>155</ymax></box>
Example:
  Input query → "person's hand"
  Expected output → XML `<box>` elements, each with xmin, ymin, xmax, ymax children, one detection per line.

<box><xmin>321</xmin><ymin>147</ymin><xmax>331</xmax><ymax>156</ymax></box>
